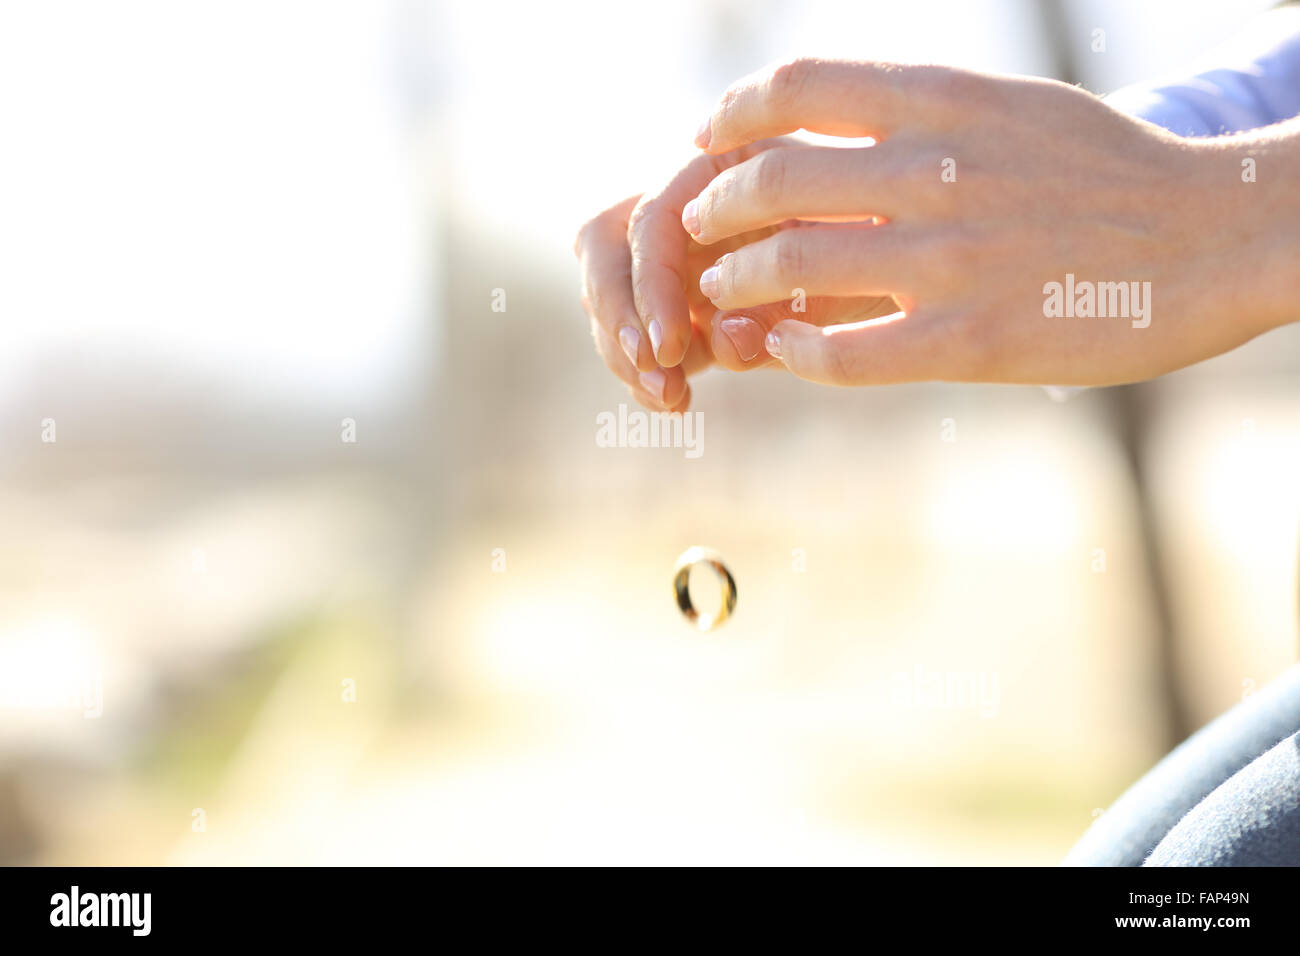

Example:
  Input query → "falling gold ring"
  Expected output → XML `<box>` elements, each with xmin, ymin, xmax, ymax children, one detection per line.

<box><xmin>673</xmin><ymin>546</ymin><xmax>737</xmax><ymax>630</ymax></box>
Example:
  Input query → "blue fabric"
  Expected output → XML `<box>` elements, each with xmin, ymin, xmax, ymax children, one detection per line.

<box><xmin>1063</xmin><ymin>665</ymin><xmax>1300</xmax><ymax>866</ymax></box>
<box><xmin>1145</xmin><ymin>729</ymin><xmax>1300</xmax><ymax>866</ymax></box>
<box><xmin>1105</xmin><ymin>7</ymin><xmax>1300</xmax><ymax>136</ymax></box>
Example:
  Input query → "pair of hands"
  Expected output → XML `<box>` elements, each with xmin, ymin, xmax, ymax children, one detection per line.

<box><xmin>575</xmin><ymin>58</ymin><xmax>1298</xmax><ymax>411</ymax></box>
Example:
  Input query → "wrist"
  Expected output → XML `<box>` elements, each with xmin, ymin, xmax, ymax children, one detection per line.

<box><xmin>1184</xmin><ymin>120</ymin><xmax>1300</xmax><ymax>335</ymax></box>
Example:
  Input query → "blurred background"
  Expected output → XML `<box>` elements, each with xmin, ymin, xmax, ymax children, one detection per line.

<box><xmin>1</xmin><ymin>0</ymin><xmax>1297</xmax><ymax>865</ymax></box>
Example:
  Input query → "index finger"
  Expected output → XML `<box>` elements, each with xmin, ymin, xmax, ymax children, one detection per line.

<box><xmin>697</xmin><ymin>58</ymin><xmax>944</xmax><ymax>155</ymax></box>
<box><xmin>629</xmin><ymin>139</ymin><xmax>798</xmax><ymax>368</ymax></box>
<box><xmin>576</xmin><ymin>196</ymin><xmax>658</xmax><ymax>373</ymax></box>
<box><xmin>626</xmin><ymin>152</ymin><xmax>725</xmax><ymax>368</ymax></box>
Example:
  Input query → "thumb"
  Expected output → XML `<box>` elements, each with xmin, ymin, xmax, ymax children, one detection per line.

<box><xmin>709</xmin><ymin>295</ymin><xmax>896</xmax><ymax>371</ymax></box>
<box><xmin>764</xmin><ymin>310</ymin><xmax>944</xmax><ymax>386</ymax></box>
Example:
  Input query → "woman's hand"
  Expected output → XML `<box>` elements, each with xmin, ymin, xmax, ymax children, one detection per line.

<box><xmin>574</xmin><ymin>139</ymin><xmax>898</xmax><ymax>411</ymax></box>
<box><xmin>687</xmin><ymin>58</ymin><xmax>1300</xmax><ymax>386</ymax></box>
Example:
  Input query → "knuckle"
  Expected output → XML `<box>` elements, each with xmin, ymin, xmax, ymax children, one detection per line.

<box><xmin>698</xmin><ymin>172</ymin><xmax>734</xmax><ymax>231</ymax></box>
<box><xmin>772</xmin><ymin>234</ymin><xmax>807</xmax><ymax>286</ymax></box>
<box><xmin>820</xmin><ymin>330</ymin><xmax>859</xmax><ymax>385</ymax></box>
<box><xmin>867</xmin><ymin>140</ymin><xmax>913</xmax><ymax>191</ymax></box>
<box><xmin>574</xmin><ymin>216</ymin><xmax>598</xmax><ymax>256</ymax></box>
<box><xmin>625</xmin><ymin>202</ymin><xmax>662</xmax><ymax>265</ymax></box>
<box><xmin>717</xmin><ymin>84</ymin><xmax>745</xmax><ymax>134</ymax></box>
<box><xmin>881</xmin><ymin>138</ymin><xmax>938</xmax><ymax>187</ymax></box>
<box><xmin>913</xmin><ymin>66</ymin><xmax>987</xmax><ymax>115</ymax></box>
<box><xmin>766</xmin><ymin>57</ymin><xmax>816</xmax><ymax>110</ymax></box>
<box><xmin>575</xmin><ymin>204</ymin><xmax>624</xmax><ymax>256</ymax></box>
<box><xmin>943</xmin><ymin>312</ymin><xmax>1000</xmax><ymax>381</ymax></box>
<box><xmin>905</xmin><ymin>146</ymin><xmax>965</xmax><ymax>205</ymax></box>
<box><xmin>921</xmin><ymin>229</ymin><xmax>981</xmax><ymax>288</ymax></box>
<box><xmin>751</xmin><ymin>149</ymin><xmax>788</xmax><ymax>203</ymax></box>
<box><xmin>915</xmin><ymin>147</ymin><xmax>955</xmax><ymax>184</ymax></box>
<box><xmin>943</xmin><ymin>229</ymin><xmax>983</xmax><ymax>277</ymax></box>
<box><xmin>626</xmin><ymin>200</ymin><xmax>653</xmax><ymax>238</ymax></box>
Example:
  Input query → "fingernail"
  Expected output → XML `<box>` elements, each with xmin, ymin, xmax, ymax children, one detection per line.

<box><xmin>699</xmin><ymin>266</ymin><xmax>720</xmax><ymax>300</ymax></box>
<box><xmin>765</xmin><ymin>330</ymin><xmax>782</xmax><ymax>359</ymax></box>
<box><xmin>618</xmin><ymin>326</ymin><xmax>640</xmax><ymax>365</ymax></box>
<box><xmin>647</xmin><ymin>319</ymin><xmax>663</xmax><ymax>358</ymax></box>
<box><xmin>695</xmin><ymin>116</ymin><xmax>711</xmax><ymax>149</ymax></box>
<box><xmin>720</xmin><ymin>316</ymin><xmax>764</xmax><ymax>362</ymax></box>
<box><xmin>638</xmin><ymin>368</ymin><xmax>667</xmax><ymax>403</ymax></box>
<box><xmin>682</xmin><ymin>198</ymin><xmax>701</xmax><ymax>236</ymax></box>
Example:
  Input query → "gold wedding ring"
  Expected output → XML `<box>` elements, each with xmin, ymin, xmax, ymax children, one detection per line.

<box><xmin>673</xmin><ymin>546</ymin><xmax>737</xmax><ymax>630</ymax></box>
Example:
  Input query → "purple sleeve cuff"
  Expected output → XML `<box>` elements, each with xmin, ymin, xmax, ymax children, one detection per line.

<box><xmin>1105</xmin><ymin>7</ymin><xmax>1300</xmax><ymax>136</ymax></box>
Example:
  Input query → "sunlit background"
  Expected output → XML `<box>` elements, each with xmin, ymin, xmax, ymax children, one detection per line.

<box><xmin>1</xmin><ymin>0</ymin><xmax>1297</xmax><ymax>864</ymax></box>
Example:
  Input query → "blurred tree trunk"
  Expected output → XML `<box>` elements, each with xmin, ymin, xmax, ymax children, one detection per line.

<box><xmin>1036</xmin><ymin>0</ymin><xmax>1195</xmax><ymax>750</ymax></box>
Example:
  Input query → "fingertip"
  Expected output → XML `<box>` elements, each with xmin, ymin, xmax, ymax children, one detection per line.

<box><xmin>649</xmin><ymin>317</ymin><xmax>690</xmax><ymax>369</ymax></box>
<box><xmin>617</xmin><ymin>325</ymin><xmax>641</xmax><ymax>367</ymax></box>
<box><xmin>694</xmin><ymin>115</ymin><xmax>712</xmax><ymax>150</ymax></box>
<box><xmin>629</xmin><ymin>390</ymin><xmax>657</xmax><ymax>412</ymax></box>
<box><xmin>632</xmin><ymin>330</ymin><xmax>658</xmax><ymax>373</ymax></box>
<box><xmin>712</xmin><ymin>314</ymin><xmax>769</xmax><ymax>370</ymax></box>
<box><xmin>765</xmin><ymin>321</ymin><xmax>792</xmax><ymax>364</ymax></box>
<box><xmin>661</xmin><ymin>368</ymin><xmax>689</xmax><ymax>408</ymax></box>
<box><xmin>698</xmin><ymin>265</ymin><xmax>721</xmax><ymax>302</ymax></box>
<box><xmin>647</xmin><ymin>318</ymin><xmax>664</xmax><ymax>359</ymax></box>
<box><xmin>681</xmin><ymin>198</ymin><xmax>701</xmax><ymax>237</ymax></box>
<box><xmin>637</xmin><ymin>368</ymin><xmax>669</xmax><ymax>405</ymax></box>
<box><xmin>631</xmin><ymin>364</ymin><xmax>690</xmax><ymax>410</ymax></box>
<box><xmin>669</xmin><ymin>385</ymin><xmax>692</xmax><ymax>414</ymax></box>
